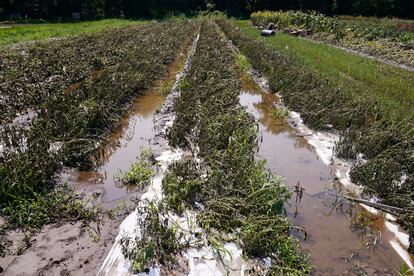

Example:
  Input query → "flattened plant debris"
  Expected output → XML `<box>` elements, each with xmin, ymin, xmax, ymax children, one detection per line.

<box><xmin>164</xmin><ymin>20</ymin><xmax>310</xmax><ymax>273</ymax></box>
<box><xmin>0</xmin><ymin>20</ymin><xmax>197</xmax><ymax>243</ymax></box>
<box><xmin>217</xmin><ymin>18</ymin><xmax>414</xmax><ymax>253</ymax></box>
<box><xmin>121</xmin><ymin>201</ymin><xmax>191</xmax><ymax>273</ymax></box>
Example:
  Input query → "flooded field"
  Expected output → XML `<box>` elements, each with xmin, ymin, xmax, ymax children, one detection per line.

<box><xmin>61</xmin><ymin>90</ymin><xmax>165</xmax><ymax>208</ymax></box>
<box><xmin>239</xmin><ymin>73</ymin><xmax>413</xmax><ymax>274</ymax></box>
<box><xmin>60</xmin><ymin>50</ymin><xmax>188</xmax><ymax>209</ymax></box>
<box><xmin>1</xmin><ymin>17</ymin><xmax>413</xmax><ymax>276</ymax></box>
<box><xmin>69</xmin><ymin>23</ymin><xmax>413</xmax><ymax>275</ymax></box>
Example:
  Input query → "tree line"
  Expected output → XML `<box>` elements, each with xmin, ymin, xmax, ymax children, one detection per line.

<box><xmin>1</xmin><ymin>0</ymin><xmax>413</xmax><ymax>21</ymax></box>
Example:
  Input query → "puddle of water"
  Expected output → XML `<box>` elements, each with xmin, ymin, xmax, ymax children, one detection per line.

<box><xmin>239</xmin><ymin>73</ymin><xmax>412</xmax><ymax>275</ymax></box>
<box><xmin>60</xmin><ymin>50</ymin><xmax>188</xmax><ymax>209</ymax></box>
<box><xmin>65</xmin><ymin>90</ymin><xmax>164</xmax><ymax>207</ymax></box>
<box><xmin>239</xmin><ymin>75</ymin><xmax>333</xmax><ymax>195</ymax></box>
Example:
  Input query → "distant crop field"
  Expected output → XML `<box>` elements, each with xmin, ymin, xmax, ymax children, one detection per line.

<box><xmin>0</xmin><ymin>19</ymin><xmax>141</xmax><ymax>47</ymax></box>
<box><xmin>251</xmin><ymin>11</ymin><xmax>414</xmax><ymax>68</ymax></box>
<box><xmin>338</xmin><ymin>15</ymin><xmax>414</xmax><ymax>32</ymax></box>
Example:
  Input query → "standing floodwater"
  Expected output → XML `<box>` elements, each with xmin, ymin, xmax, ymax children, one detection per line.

<box><xmin>63</xmin><ymin>90</ymin><xmax>165</xmax><ymax>208</ymax></box>
<box><xmin>239</xmin><ymin>73</ymin><xmax>411</xmax><ymax>274</ymax></box>
<box><xmin>60</xmin><ymin>49</ymin><xmax>189</xmax><ymax>209</ymax></box>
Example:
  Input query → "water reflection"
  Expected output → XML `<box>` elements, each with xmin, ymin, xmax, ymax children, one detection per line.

<box><xmin>60</xmin><ymin>48</ymin><xmax>188</xmax><ymax>209</ymax></box>
<box><xmin>239</xmin><ymin>72</ymin><xmax>408</xmax><ymax>274</ymax></box>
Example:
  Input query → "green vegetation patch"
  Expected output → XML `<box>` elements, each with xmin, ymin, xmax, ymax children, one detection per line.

<box><xmin>0</xmin><ymin>19</ymin><xmax>140</xmax><ymax>47</ymax></box>
<box><xmin>117</xmin><ymin>150</ymin><xmax>155</xmax><ymax>187</ymax></box>
<box><xmin>163</xmin><ymin>159</ymin><xmax>202</xmax><ymax>215</ymax></box>
<box><xmin>1</xmin><ymin>186</ymin><xmax>97</xmax><ymax>230</ymax></box>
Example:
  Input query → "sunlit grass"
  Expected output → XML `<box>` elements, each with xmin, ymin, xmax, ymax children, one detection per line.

<box><xmin>235</xmin><ymin>20</ymin><xmax>414</xmax><ymax>120</ymax></box>
<box><xmin>0</xmin><ymin>19</ymin><xmax>142</xmax><ymax>47</ymax></box>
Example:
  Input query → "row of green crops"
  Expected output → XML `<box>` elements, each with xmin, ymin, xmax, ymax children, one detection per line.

<box><xmin>163</xmin><ymin>20</ymin><xmax>310</xmax><ymax>274</ymax></box>
<box><xmin>0</xmin><ymin>20</ymin><xmax>197</xmax><ymax>231</ymax></box>
<box><xmin>251</xmin><ymin>11</ymin><xmax>414</xmax><ymax>67</ymax></box>
<box><xmin>217</xmin><ymin>19</ymin><xmax>413</xmax><ymax>254</ymax></box>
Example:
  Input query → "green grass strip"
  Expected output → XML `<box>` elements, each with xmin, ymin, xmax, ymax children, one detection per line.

<box><xmin>0</xmin><ymin>19</ymin><xmax>140</xmax><ymax>47</ymax></box>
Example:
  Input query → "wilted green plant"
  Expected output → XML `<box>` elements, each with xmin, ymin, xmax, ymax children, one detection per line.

<box><xmin>118</xmin><ymin>149</ymin><xmax>154</xmax><ymax>187</ymax></box>
<box><xmin>399</xmin><ymin>263</ymin><xmax>414</xmax><ymax>276</ymax></box>
<box><xmin>162</xmin><ymin>159</ymin><xmax>202</xmax><ymax>214</ymax></box>
<box><xmin>166</xmin><ymin>20</ymin><xmax>310</xmax><ymax>273</ymax></box>
<box><xmin>1</xmin><ymin>185</ymin><xmax>97</xmax><ymax>230</ymax></box>
<box><xmin>217</xmin><ymin>18</ymin><xmax>413</xmax><ymax>253</ymax></box>
<box><xmin>121</xmin><ymin>201</ymin><xmax>187</xmax><ymax>273</ymax></box>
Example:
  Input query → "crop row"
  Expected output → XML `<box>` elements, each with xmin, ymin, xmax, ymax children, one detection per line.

<box><xmin>0</xmin><ymin>20</ymin><xmax>197</xmax><ymax>231</ymax></box>
<box><xmin>0</xmin><ymin>22</ymin><xmax>159</xmax><ymax>124</ymax></box>
<box><xmin>251</xmin><ymin>11</ymin><xmax>414</xmax><ymax>67</ymax></box>
<box><xmin>217</xmin><ymin>19</ymin><xmax>413</xmax><ymax>254</ymax></box>
<box><xmin>162</xmin><ymin>20</ymin><xmax>310</xmax><ymax>274</ymax></box>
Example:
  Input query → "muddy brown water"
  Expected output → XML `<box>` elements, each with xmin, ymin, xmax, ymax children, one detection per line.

<box><xmin>239</xmin><ymin>73</ymin><xmax>412</xmax><ymax>275</ymax></box>
<box><xmin>61</xmin><ymin>91</ymin><xmax>164</xmax><ymax>209</ymax></box>
<box><xmin>60</xmin><ymin>51</ymin><xmax>188</xmax><ymax>210</ymax></box>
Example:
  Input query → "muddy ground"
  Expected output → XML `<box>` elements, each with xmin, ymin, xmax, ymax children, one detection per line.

<box><xmin>1</xmin><ymin>212</ymin><xmax>127</xmax><ymax>275</ymax></box>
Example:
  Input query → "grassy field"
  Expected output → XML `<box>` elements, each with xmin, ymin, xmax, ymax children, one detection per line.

<box><xmin>235</xmin><ymin>20</ymin><xmax>414</xmax><ymax>120</ymax></box>
<box><xmin>0</xmin><ymin>19</ymin><xmax>140</xmax><ymax>47</ymax></box>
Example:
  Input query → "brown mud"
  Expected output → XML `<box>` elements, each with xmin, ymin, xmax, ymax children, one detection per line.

<box><xmin>0</xmin><ymin>214</ymin><xmax>129</xmax><ymax>275</ymax></box>
<box><xmin>239</xmin><ymin>72</ymin><xmax>413</xmax><ymax>275</ymax></box>
<box><xmin>0</xmin><ymin>40</ymin><xmax>191</xmax><ymax>276</ymax></box>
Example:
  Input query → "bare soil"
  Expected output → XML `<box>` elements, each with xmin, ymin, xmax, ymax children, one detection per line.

<box><xmin>0</xmin><ymin>209</ymin><xmax>131</xmax><ymax>275</ymax></box>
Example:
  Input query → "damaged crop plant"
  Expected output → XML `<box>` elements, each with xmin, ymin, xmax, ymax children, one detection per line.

<box><xmin>0</xmin><ymin>20</ymin><xmax>196</xmax><ymax>238</ymax></box>
<box><xmin>216</xmin><ymin>19</ymin><xmax>414</xmax><ymax>254</ymax></box>
<box><xmin>122</xmin><ymin>20</ymin><xmax>310</xmax><ymax>274</ymax></box>
<box><xmin>251</xmin><ymin>11</ymin><xmax>414</xmax><ymax>68</ymax></box>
